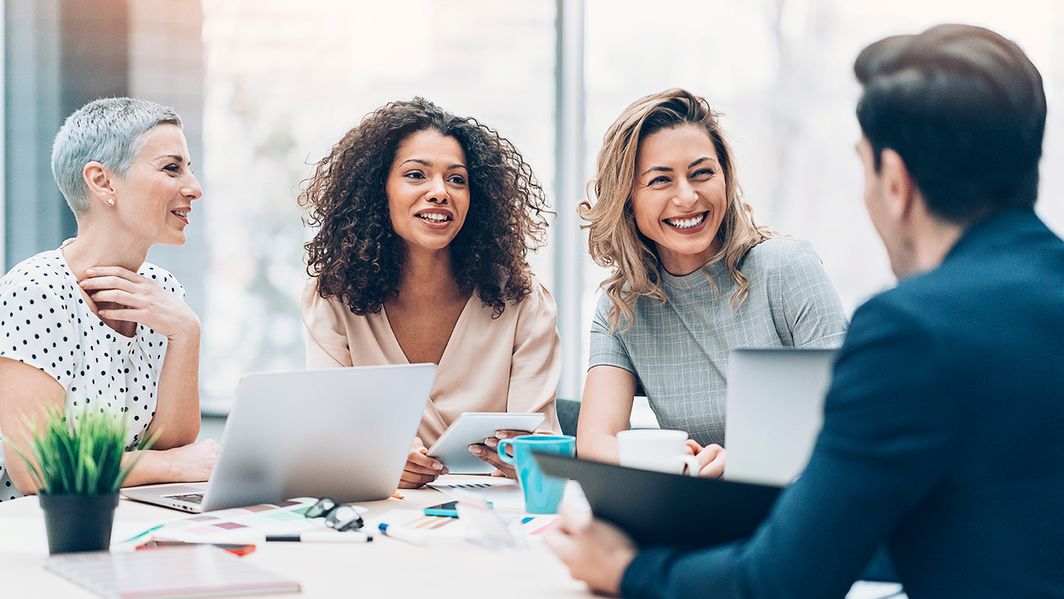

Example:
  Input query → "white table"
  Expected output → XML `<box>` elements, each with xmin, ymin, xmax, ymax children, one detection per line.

<box><xmin>0</xmin><ymin>477</ymin><xmax>903</xmax><ymax>598</ymax></box>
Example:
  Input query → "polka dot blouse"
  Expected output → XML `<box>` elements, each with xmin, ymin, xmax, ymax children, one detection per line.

<box><xmin>0</xmin><ymin>246</ymin><xmax>184</xmax><ymax>501</ymax></box>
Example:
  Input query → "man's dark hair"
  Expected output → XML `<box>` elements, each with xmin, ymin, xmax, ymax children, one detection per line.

<box><xmin>855</xmin><ymin>24</ymin><xmax>1046</xmax><ymax>224</ymax></box>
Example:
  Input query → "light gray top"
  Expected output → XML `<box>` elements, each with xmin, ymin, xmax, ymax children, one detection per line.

<box><xmin>589</xmin><ymin>237</ymin><xmax>848</xmax><ymax>446</ymax></box>
<box><xmin>0</xmin><ymin>248</ymin><xmax>180</xmax><ymax>501</ymax></box>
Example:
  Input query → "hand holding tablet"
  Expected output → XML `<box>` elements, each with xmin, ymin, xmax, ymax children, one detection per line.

<box><xmin>399</xmin><ymin>436</ymin><xmax>449</xmax><ymax>489</ymax></box>
<box><xmin>427</xmin><ymin>412</ymin><xmax>546</xmax><ymax>474</ymax></box>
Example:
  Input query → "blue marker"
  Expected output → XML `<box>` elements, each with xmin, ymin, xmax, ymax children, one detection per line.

<box><xmin>378</xmin><ymin>522</ymin><xmax>429</xmax><ymax>546</ymax></box>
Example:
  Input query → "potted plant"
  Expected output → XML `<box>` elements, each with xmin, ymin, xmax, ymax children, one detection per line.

<box><xmin>15</xmin><ymin>407</ymin><xmax>153</xmax><ymax>554</ymax></box>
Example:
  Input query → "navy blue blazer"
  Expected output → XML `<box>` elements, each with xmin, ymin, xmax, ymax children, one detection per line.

<box><xmin>621</xmin><ymin>209</ymin><xmax>1064</xmax><ymax>598</ymax></box>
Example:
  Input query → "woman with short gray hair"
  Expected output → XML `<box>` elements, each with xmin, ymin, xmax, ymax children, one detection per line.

<box><xmin>0</xmin><ymin>97</ymin><xmax>217</xmax><ymax>500</ymax></box>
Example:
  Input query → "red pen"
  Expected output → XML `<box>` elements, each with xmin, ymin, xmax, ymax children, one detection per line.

<box><xmin>136</xmin><ymin>540</ymin><xmax>257</xmax><ymax>557</ymax></box>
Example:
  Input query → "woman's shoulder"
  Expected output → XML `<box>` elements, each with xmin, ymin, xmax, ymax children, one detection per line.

<box><xmin>302</xmin><ymin>276</ymin><xmax>343</xmax><ymax>312</ymax></box>
<box><xmin>301</xmin><ymin>277</ymin><xmax>373</xmax><ymax>333</ymax></box>
<box><xmin>741</xmin><ymin>236</ymin><xmax>823</xmax><ymax>271</ymax></box>
<box><xmin>0</xmin><ymin>250</ymin><xmax>81</xmax><ymax>381</ymax></box>
<box><xmin>0</xmin><ymin>249</ymin><xmax>74</xmax><ymax>302</ymax></box>
<box><xmin>138</xmin><ymin>262</ymin><xmax>183</xmax><ymax>297</ymax></box>
<box><xmin>480</xmin><ymin>275</ymin><xmax>558</xmax><ymax>323</ymax></box>
<box><xmin>590</xmin><ymin>283</ymin><xmax>655</xmax><ymax>318</ymax></box>
<box><xmin>519</xmin><ymin>276</ymin><xmax>557</xmax><ymax>313</ymax></box>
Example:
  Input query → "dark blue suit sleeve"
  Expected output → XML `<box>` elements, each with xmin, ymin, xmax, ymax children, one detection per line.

<box><xmin>621</xmin><ymin>296</ymin><xmax>958</xmax><ymax>598</ymax></box>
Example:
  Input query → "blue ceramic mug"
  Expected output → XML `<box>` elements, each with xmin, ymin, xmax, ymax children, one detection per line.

<box><xmin>497</xmin><ymin>435</ymin><xmax>576</xmax><ymax>514</ymax></box>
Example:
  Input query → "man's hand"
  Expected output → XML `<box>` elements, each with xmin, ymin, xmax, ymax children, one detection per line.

<box><xmin>545</xmin><ymin>504</ymin><xmax>637</xmax><ymax>596</ymax></box>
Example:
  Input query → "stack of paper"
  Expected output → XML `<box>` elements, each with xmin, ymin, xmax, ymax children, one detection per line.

<box><xmin>429</xmin><ymin>477</ymin><xmax>525</xmax><ymax>511</ymax></box>
<box><xmin>46</xmin><ymin>545</ymin><xmax>300</xmax><ymax>597</ymax></box>
<box><xmin>121</xmin><ymin>497</ymin><xmax>366</xmax><ymax>545</ymax></box>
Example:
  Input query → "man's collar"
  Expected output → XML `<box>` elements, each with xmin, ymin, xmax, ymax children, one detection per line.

<box><xmin>941</xmin><ymin>208</ymin><xmax>1042</xmax><ymax>264</ymax></box>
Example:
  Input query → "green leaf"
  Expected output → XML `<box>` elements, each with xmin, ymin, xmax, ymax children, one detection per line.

<box><xmin>15</xmin><ymin>402</ymin><xmax>136</xmax><ymax>496</ymax></box>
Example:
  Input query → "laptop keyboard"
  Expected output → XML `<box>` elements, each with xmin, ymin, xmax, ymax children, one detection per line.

<box><xmin>164</xmin><ymin>493</ymin><xmax>204</xmax><ymax>504</ymax></box>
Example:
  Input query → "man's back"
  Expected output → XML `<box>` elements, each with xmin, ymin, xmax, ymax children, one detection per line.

<box><xmin>871</xmin><ymin>209</ymin><xmax>1064</xmax><ymax>595</ymax></box>
<box><xmin>619</xmin><ymin>210</ymin><xmax>1064</xmax><ymax>599</ymax></box>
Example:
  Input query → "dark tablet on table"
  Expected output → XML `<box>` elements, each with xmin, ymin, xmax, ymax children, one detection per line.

<box><xmin>534</xmin><ymin>453</ymin><xmax>782</xmax><ymax>549</ymax></box>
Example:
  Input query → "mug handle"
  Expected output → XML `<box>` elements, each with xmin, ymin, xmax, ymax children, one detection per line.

<box><xmin>679</xmin><ymin>455</ymin><xmax>701</xmax><ymax>477</ymax></box>
<box><xmin>497</xmin><ymin>439</ymin><xmax>516</xmax><ymax>465</ymax></box>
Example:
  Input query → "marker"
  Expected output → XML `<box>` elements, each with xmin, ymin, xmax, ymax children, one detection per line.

<box><xmin>266</xmin><ymin>531</ymin><xmax>372</xmax><ymax>543</ymax></box>
<box><xmin>136</xmin><ymin>540</ymin><xmax>257</xmax><ymax>556</ymax></box>
<box><xmin>122</xmin><ymin>523</ymin><xmax>164</xmax><ymax>543</ymax></box>
<box><xmin>377</xmin><ymin>523</ymin><xmax>430</xmax><ymax>546</ymax></box>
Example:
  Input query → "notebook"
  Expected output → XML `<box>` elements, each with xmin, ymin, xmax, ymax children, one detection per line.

<box><xmin>45</xmin><ymin>545</ymin><xmax>301</xmax><ymax>598</ymax></box>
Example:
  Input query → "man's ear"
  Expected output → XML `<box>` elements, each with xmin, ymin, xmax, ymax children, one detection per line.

<box><xmin>878</xmin><ymin>148</ymin><xmax>917</xmax><ymax>221</ymax></box>
<box><xmin>82</xmin><ymin>161</ymin><xmax>115</xmax><ymax>205</ymax></box>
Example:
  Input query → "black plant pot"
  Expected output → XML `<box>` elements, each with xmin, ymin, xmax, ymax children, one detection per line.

<box><xmin>39</xmin><ymin>492</ymin><xmax>119</xmax><ymax>554</ymax></box>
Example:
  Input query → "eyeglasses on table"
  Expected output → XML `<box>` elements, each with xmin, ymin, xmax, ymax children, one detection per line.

<box><xmin>304</xmin><ymin>497</ymin><xmax>364</xmax><ymax>532</ymax></box>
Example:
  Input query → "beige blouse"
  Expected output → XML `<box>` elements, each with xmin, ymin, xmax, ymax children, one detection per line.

<box><xmin>301</xmin><ymin>279</ymin><xmax>561</xmax><ymax>445</ymax></box>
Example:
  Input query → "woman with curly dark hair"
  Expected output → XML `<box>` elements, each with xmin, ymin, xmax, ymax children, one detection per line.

<box><xmin>299</xmin><ymin>98</ymin><xmax>561</xmax><ymax>488</ymax></box>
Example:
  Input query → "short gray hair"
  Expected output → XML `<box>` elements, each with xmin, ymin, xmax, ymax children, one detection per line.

<box><xmin>51</xmin><ymin>97</ymin><xmax>182</xmax><ymax>216</ymax></box>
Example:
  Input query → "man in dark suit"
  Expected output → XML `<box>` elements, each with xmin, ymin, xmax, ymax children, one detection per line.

<box><xmin>547</xmin><ymin>24</ymin><xmax>1064</xmax><ymax>598</ymax></box>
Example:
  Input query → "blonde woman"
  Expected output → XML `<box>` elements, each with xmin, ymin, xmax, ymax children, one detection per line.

<box><xmin>577</xmin><ymin>89</ymin><xmax>847</xmax><ymax>475</ymax></box>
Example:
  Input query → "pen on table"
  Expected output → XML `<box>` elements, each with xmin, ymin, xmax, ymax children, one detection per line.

<box><xmin>122</xmin><ymin>523</ymin><xmax>164</xmax><ymax>543</ymax></box>
<box><xmin>377</xmin><ymin>523</ymin><xmax>428</xmax><ymax>546</ymax></box>
<box><xmin>136</xmin><ymin>540</ymin><xmax>257</xmax><ymax>556</ymax></box>
<box><xmin>266</xmin><ymin>531</ymin><xmax>373</xmax><ymax>543</ymax></box>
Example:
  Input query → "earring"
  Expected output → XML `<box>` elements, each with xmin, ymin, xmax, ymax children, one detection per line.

<box><xmin>106</xmin><ymin>198</ymin><xmax>115</xmax><ymax>207</ymax></box>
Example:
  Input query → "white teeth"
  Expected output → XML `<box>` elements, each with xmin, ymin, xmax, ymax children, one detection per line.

<box><xmin>418</xmin><ymin>213</ymin><xmax>449</xmax><ymax>222</ymax></box>
<box><xmin>665</xmin><ymin>213</ymin><xmax>706</xmax><ymax>229</ymax></box>
<box><xmin>172</xmin><ymin>210</ymin><xmax>189</xmax><ymax>219</ymax></box>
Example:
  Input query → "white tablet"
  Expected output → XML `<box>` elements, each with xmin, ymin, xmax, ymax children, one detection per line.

<box><xmin>427</xmin><ymin>412</ymin><xmax>546</xmax><ymax>474</ymax></box>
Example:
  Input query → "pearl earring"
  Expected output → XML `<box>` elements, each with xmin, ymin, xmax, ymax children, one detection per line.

<box><xmin>106</xmin><ymin>198</ymin><xmax>115</xmax><ymax>207</ymax></box>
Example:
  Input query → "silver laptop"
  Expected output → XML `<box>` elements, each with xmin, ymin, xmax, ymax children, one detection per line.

<box><xmin>123</xmin><ymin>364</ymin><xmax>435</xmax><ymax>512</ymax></box>
<box><xmin>724</xmin><ymin>349</ymin><xmax>836</xmax><ymax>486</ymax></box>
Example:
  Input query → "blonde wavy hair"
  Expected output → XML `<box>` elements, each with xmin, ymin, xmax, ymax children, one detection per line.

<box><xmin>580</xmin><ymin>88</ymin><xmax>774</xmax><ymax>330</ymax></box>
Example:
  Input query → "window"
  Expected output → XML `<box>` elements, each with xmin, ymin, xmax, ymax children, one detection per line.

<box><xmin>4</xmin><ymin>0</ymin><xmax>1063</xmax><ymax>406</ymax></box>
<box><xmin>582</xmin><ymin>0</ymin><xmax>1064</xmax><ymax>380</ymax></box>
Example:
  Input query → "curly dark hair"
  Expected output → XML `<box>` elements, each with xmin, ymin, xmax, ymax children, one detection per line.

<box><xmin>299</xmin><ymin>97</ymin><xmax>550</xmax><ymax>318</ymax></box>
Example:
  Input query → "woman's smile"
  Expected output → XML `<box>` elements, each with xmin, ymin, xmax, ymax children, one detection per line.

<box><xmin>170</xmin><ymin>206</ymin><xmax>191</xmax><ymax>226</ymax></box>
<box><xmin>662</xmin><ymin>210</ymin><xmax>709</xmax><ymax>234</ymax></box>
<box><xmin>414</xmin><ymin>207</ymin><xmax>455</xmax><ymax>230</ymax></box>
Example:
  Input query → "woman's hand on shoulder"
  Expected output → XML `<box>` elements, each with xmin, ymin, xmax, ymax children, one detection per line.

<box><xmin>79</xmin><ymin>266</ymin><xmax>199</xmax><ymax>341</ymax></box>
<box><xmin>399</xmin><ymin>437</ymin><xmax>447</xmax><ymax>489</ymax></box>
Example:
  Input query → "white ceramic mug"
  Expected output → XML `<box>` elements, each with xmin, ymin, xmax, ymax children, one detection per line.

<box><xmin>616</xmin><ymin>429</ymin><xmax>700</xmax><ymax>476</ymax></box>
